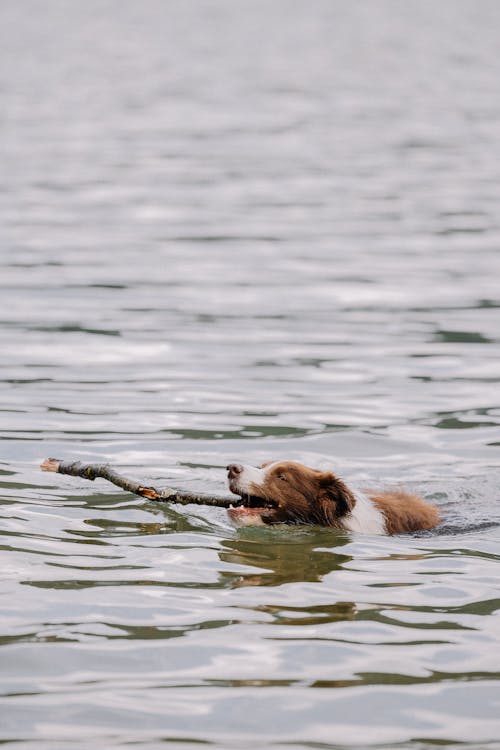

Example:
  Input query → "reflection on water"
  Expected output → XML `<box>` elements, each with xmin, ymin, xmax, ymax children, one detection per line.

<box><xmin>220</xmin><ymin>529</ymin><xmax>351</xmax><ymax>587</ymax></box>
<box><xmin>2</xmin><ymin>0</ymin><xmax>500</xmax><ymax>747</ymax></box>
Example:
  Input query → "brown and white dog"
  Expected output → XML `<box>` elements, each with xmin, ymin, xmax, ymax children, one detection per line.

<box><xmin>226</xmin><ymin>461</ymin><xmax>440</xmax><ymax>535</ymax></box>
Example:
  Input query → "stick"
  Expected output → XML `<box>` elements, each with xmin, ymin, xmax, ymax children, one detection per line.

<box><xmin>40</xmin><ymin>458</ymin><xmax>234</xmax><ymax>508</ymax></box>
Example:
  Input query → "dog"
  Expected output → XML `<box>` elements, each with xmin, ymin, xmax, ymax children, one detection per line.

<box><xmin>226</xmin><ymin>461</ymin><xmax>440</xmax><ymax>535</ymax></box>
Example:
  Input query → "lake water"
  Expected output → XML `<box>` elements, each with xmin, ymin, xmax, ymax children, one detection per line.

<box><xmin>2</xmin><ymin>1</ymin><xmax>500</xmax><ymax>748</ymax></box>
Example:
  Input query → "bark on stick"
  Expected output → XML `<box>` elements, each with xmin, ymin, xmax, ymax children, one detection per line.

<box><xmin>40</xmin><ymin>458</ymin><xmax>233</xmax><ymax>508</ymax></box>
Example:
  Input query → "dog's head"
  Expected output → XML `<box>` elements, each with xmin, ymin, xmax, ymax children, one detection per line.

<box><xmin>226</xmin><ymin>460</ymin><xmax>355</xmax><ymax>527</ymax></box>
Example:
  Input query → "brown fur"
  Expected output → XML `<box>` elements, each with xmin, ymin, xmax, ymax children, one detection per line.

<box><xmin>368</xmin><ymin>489</ymin><xmax>441</xmax><ymax>535</ymax></box>
<box><xmin>254</xmin><ymin>462</ymin><xmax>356</xmax><ymax>527</ymax></box>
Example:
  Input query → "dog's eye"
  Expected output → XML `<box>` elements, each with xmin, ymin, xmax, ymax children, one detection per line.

<box><xmin>278</xmin><ymin>475</ymin><xmax>287</xmax><ymax>481</ymax></box>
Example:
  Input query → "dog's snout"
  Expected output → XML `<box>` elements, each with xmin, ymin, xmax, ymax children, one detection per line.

<box><xmin>226</xmin><ymin>463</ymin><xmax>243</xmax><ymax>478</ymax></box>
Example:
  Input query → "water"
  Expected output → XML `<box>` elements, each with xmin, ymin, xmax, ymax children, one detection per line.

<box><xmin>2</xmin><ymin>1</ymin><xmax>500</xmax><ymax>748</ymax></box>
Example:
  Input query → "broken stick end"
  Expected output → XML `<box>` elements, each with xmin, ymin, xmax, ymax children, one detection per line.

<box><xmin>40</xmin><ymin>458</ymin><xmax>61</xmax><ymax>473</ymax></box>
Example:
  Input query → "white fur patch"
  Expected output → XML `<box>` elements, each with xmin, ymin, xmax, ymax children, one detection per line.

<box><xmin>343</xmin><ymin>491</ymin><xmax>387</xmax><ymax>535</ymax></box>
<box><xmin>233</xmin><ymin>464</ymin><xmax>266</xmax><ymax>494</ymax></box>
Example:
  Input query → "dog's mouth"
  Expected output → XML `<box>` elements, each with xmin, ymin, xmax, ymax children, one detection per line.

<box><xmin>227</xmin><ymin>493</ymin><xmax>280</xmax><ymax>527</ymax></box>
<box><xmin>227</xmin><ymin>479</ymin><xmax>280</xmax><ymax>526</ymax></box>
<box><xmin>230</xmin><ymin>493</ymin><xmax>278</xmax><ymax>510</ymax></box>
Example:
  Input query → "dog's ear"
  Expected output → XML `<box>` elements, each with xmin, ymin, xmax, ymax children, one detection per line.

<box><xmin>315</xmin><ymin>472</ymin><xmax>355</xmax><ymax>525</ymax></box>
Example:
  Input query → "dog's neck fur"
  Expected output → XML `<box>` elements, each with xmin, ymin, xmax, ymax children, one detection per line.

<box><xmin>342</xmin><ymin>490</ymin><xmax>387</xmax><ymax>534</ymax></box>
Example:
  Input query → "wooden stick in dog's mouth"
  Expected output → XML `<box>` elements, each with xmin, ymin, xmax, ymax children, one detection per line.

<box><xmin>40</xmin><ymin>458</ymin><xmax>234</xmax><ymax>508</ymax></box>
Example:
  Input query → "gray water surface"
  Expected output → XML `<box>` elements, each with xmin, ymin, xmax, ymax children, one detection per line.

<box><xmin>2</xmin><ymin>2</ymin><xmax>500</xmax><ymax>748</ymax></box>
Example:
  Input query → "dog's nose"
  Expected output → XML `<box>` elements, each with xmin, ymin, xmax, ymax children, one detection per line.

<box><xmin>226</xmin><ymin>463</ymin><xmax>243</xmax><ymax>478</ymax></box>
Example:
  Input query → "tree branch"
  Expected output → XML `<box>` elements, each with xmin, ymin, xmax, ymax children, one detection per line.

<box><xmin>40</xmin><ymin>458</ymin><xmax>234</xmax><ymax>508</ymax></box>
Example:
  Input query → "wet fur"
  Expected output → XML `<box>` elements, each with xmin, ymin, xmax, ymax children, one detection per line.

<box><xmin>369</xmin><ymin>488</ymin><xmax>440</xmax><ymax>534</ymax></box>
